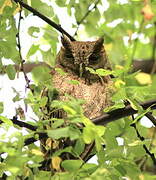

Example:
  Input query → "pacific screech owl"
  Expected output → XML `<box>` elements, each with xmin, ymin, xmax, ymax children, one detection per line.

<box><xmin>52</xmin><ymin>36</ymin><xmax>112</xmax><ymax>119</ymax></box>
<box><xmin>40</xmin><ymin>36</ymin><xmax>112</xmax><ymax>170</ymax></box>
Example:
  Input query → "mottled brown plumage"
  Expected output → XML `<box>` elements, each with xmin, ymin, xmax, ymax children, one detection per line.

<box><xmin>53</xmin><ymin>36</ymin><xmax>112</xmax><ymax>119</ymax></box>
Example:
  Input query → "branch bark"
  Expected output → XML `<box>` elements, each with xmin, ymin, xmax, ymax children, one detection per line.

<box><xmin>132</xmin><ymin>59</ymin><xmax>156</xmax><ymax>73</ymax></box>
<box><xmin>1</xmin><ymin>60</ymin><xmax>155</xmax><ymax>75</ymax></box>
<box><xmin>92</xmin><ymin>99</ymin><xmax>156</xmax><ymax>125</ymax></box>
<box><xmin>1</xmin><ymin>99</ymin><xmax>154</xmax><ymax>146</ymax></box>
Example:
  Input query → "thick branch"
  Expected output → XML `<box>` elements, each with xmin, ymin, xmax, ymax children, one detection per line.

<box><xmin>132</xmin><ymin>59</ymin><xmax>156</xmax><ymax>73</ymax></box>
<box><xmin>24</xmin><ymin>133</ymin><xmax>48</xmax><ymax>146</ymax></box>
<box><xmin>0</xmin><ymin>116</ymin><xmax>37</xmax><ymax>131</ymax></box>
<box><xmin>0</xmin><ymin>60</ymin><xmax>156</xmax><ymax>75</ymax></box>
<box><xmin>13</xmin><ymin>0</ymin><xmax>75</xmax><ymax>41</ymax></box>
<box><xmin>92</xmin><ymin>99</ymin><xmax>156</xmax><ymax>125</ymax></box>
<box><xmin>24</xmin><ymin>99</ymin><xmax>156</xmax><ymax>146</ymax></box>
<box><xmin>1</xmin><ymin>99</ymin><xmax>155</xmax><ymax>146</ymax></box>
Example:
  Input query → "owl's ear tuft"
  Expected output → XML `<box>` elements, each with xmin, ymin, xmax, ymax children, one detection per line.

<box><xmin>61</xmin><ymin>35</ymin><xmax>72</xmax><ymax>50</ymax></box>
<box><xmin>93</xmin><ymin>37</ymin><xmax>104</xmax><ymax>53</ymax></box>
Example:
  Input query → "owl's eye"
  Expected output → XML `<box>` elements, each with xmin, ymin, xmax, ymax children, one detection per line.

<box><xmin>65</xmin><ymin>53</ymin><xmax>74</xmax><ymax>59</ymax></box>
<box><xmin>89</xmin><ymin>54</ymin><xmax>99</xmax><ymax>64</ymax></box>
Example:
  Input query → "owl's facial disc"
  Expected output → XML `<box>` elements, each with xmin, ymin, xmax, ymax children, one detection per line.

<box><xmin>61</xmin><ymin>35</ymin><xmax>104</xmax><ymax>76</ymax></box>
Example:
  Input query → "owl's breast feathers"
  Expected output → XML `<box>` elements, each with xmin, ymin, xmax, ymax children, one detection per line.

<box><xmin>51</xmin><ymin>65</ymin><xmax>112</xmax><ymax>119</ymax></box>
<box><xmin>51</xmin><ymin>36</ymin><xmax>112</xmax><ymax>119</ymax></box>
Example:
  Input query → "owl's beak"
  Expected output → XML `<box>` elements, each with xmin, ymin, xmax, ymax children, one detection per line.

<box><xmin>79</xmin><ymin>63</ymin><xmax>83</xmax><ymax>77</ymax></box>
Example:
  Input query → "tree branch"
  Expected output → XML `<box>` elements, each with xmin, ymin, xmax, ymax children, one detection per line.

<box><xmin>16</xmin><ymin>6</ymin><xmax>34</xmax><ymax>92</ymax></box>
<box><xmin>92</xmin><ymin>99</ymin><xmax>156</xmax><ymax>125</ymax></box>
<box><xmin>13</xmin><ymin>0</ymin><xmax>75</xmax><ymax>41</ymax></box>
<box><xmin>24</xmin><ymin>133</ymin><xmax>48</xmax><ymax>146</ymax></box>
<box><xmin>0</xmin><ymin>116</ymin><xmax>37</xmax><ymax>131</ymax></box>
<box><xmin>132</xmin><ymin>59</ymin><xmax>156</xmax><ymax>73</ymax></box>
<box><xmin>24</xmin><ymin>99</ymin><xmax>156</xmax><ymax>146</ymax></box>
<box><xmin>0</xmin><ymin>59</ymin><xmax>155</xmax><ymax>75</ymax></box>
<box><xmin>1</xmin><ymin>99</ymin><xmax>155</xmax><ymax>146</ymax></box>
<box><xmin>145</xmin><ymin>112</ymin><xmax>156</xmax><ymax>126</ymax></box>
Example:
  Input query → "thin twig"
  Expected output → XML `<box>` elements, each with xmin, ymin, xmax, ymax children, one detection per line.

<box><xmin>16</xmin><ymin>6</ymin><xmax>33</xmax><ymax>92</ymax></box>
<box><xmin>131</xmin><ymin>115</ymin><xmax>156</xmax><ymax>166</ymax></box>
<box><xmin>74</xmin><ymin>0</ymin><xmax>101</xmax><ymax>36</ymax></box>
<box><xmin>140</xmin><ymin>126</ymin><xmax>156</xmax><ymax>170</ymax></box>
<box><xmin>13</xmin><ymin>0</ymin><xmax>75</xmax><ymax>41</ymax></box>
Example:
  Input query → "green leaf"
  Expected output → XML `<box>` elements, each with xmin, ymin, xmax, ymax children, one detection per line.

<box><xmin>54</xmin><ymin>147</ymin><xmax>73</xmax><ymax>157</ymax></box>
<box><xmin>127</xmin><ymin>98</ymin><xmax>140</xmax><ymax>111</ymax></box>
<box><xmin>32</xmin><ymin>66</ymin><xmax>51</xmax><ymax>84</ymax></box>
<box><xmin>95</xmin><ymin>126</ymin><xmax>106</xmax><ymax>137</ymax></box>
<box><xmin>115</xmin><ymin>165</ymin><xmax>127</xmax><ymax>176</ymax></box>
<box><xmin>95</xmin><ymin>136</ymin><xmax>103</xmax><ymax>152</ymax></box>
<box><xmin>68</xmin><ymin>80</ymin><xmax>80</xmax><ymax>85</ymax></box>
<box><xmin>0</xmin><ymin>102</ymin><xmax>3</xmax><ymax>114</ymax></box>
<box><xmin>0</xmin><ymin>0</ymin><xmax>5</xmax><ymax>8</ymax></box>
<box><xmin>85</xmin><ymin>67</ymin><xmax>96</xmax><ymax>74</ymax></box>
<box><xmin>5</xmin><ymin>64</ymin><xmax>16</xmax><ymax>80</ymax></box>
<box><xmin>104</xmin><ymin>101</ymin><xmax>125</xmax><ymax>112</ymax></box>
<box><xmin>55</xmin><ymin>0</ymin><xmax>66</xmax><ymax>7</ymax></box>
<box><xmin>62</xmin><ymin>105</ymin><xmax>77</xmax><ymax>115</ymax></box>
<box><xmin>74</xmin><ymin>139</ymin><xmax>85</xmax><ymax>155</ymax></box>
<box><xmin>12</xmin><ymin>94</ymin><xmax>22</xmax><ymax>102</ymax></box>
<box><xmin>27</xmin><ymin>44</ymin><xmax>39</xmax><ymax>58</ymax></box>
<box><xmin>47</xmin><ymin>127</ymin><xmax>70</xmax><ymax>139</ymax></box>
<box><xmin>83</xmin><ymin>126</ymin><xmax>94</xmax><ymax>144</ymax></box>
<box><xmin>132</xmin><ymin>107</ymin><xmax>151</xmax><ymax>123</ymax></box>
<box><xmin>40</xmin><ymin>96</ymin><xmax>48</xmax><ymax>107</ymax></box>
<box><xmin>55</xmin><ymin>68</ymin><xmax>67</xmax><ymax>76</ymax></box>
<box><xmin>61</xmin><ymin>160</ymin><xmax>83</xmax><ymax>172</ymax></box>
<box><xmin>28</xmin><ymin>26</ymin><xmax>40</xmax><ymax>37</ymax></box>
<box><xmin>0</xmin><ymin>163</ymin><xmax>6</xmax><ymax>177</ymax></box>
<box><xmin>96</xmin><ymin>69</ymin><xmax>115</xmax><ymax>76</ymax></box>
<box><xmin>69</xmin><ymin>126</ymin><xmax>81</xmax><ymax>140</ymax></box>
<box><xmin>81</xmin><ymin>163</ymin><xmax>98</xmax><ymax>174</ymax></box>
<box><xmin>0</xmin><ymin>115</ymin><xmax>13</xmax><ymax>126</ymax></box>
<box><xmin>31</xmin><ymin>0</ymin><xmax>54</xmax><ymax>17</ymax></box>
<box><xmin>51</xmin><ymin>119</ymin><xmax>64</xmax><ymax>128</ymax></box>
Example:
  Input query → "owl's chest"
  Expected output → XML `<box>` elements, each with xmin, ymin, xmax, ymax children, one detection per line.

<box><xmin>52</xmin><ymin>68</ymin><xmax>111</xmax><ymax>119</ymax></box>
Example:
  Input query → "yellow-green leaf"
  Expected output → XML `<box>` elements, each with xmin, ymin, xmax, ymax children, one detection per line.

<box><xmin>0</xmin><ymin>115</ymin><xmax>13</xmax><ymax>126</ymax></box>
<box><xmin>5</xmin><ymin>64</ymin><xmax>16</xmax><ymax>80</ymax></box>
<box><xmin>135</xmin><ymin>72</ymin><xmax>152</xmax><ymax>85</ymax></box>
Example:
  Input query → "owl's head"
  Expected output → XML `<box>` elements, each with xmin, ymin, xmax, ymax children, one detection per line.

<box><xmin>58</xmin><ymin>36</ymin><xmax>107</xmax><ymax>76</ymax></box>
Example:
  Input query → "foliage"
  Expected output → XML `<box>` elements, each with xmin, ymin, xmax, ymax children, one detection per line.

<box><xmin>0</xmin><ymin>0</ymin><xmax>156</xmax><ymax>179</ymax></box>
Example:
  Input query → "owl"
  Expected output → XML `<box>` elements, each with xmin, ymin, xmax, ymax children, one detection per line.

<box><xmin>40</xmin><ymin>36</ymin><xmax>112</xmax><ymax>170</ymax></box>
<box><xmin>52</xmin><ymin>36</ymin><xmax>111</xmax><ymax>119</ymax></box>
